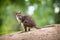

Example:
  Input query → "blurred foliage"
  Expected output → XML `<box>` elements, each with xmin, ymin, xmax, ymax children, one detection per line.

<box><xmin>55</xmin><ymin>11</ymin><xmax>60</xmax><ymax>24</ymax></box>
<box><xmin>0</xmin><ymin>0</ymin><xmax>60</xmax><ymax>36</ymax></box>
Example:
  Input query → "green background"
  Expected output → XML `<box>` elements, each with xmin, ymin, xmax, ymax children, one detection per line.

<box><xmin>0</xmin><ymin>0</ymin><xmax>60</xmax><ymax>36</ymax></box>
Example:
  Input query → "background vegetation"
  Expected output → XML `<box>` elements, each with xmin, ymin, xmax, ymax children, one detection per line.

<box><xmin>0</xmin><ymin>0</ymin><xmax>60</xmax><ymax>35</ymax></box>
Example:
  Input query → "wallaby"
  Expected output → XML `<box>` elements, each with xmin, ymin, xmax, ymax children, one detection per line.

<box><xmin>16</xmin><ymin>12</ymin><xmax>39</xmax><ymax>32</ymax></box>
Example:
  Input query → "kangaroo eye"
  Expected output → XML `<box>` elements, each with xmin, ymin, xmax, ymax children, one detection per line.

<box><xmin>20</xmin><ymin>16</ymin><xmax>22</xmax><ymax>18</ymax></box>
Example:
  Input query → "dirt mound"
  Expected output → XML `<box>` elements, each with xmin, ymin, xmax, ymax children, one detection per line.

<box><xmin>0</xmin><ymin>24</ymin><xmax>60</xmax><ymax>40</ymax></box>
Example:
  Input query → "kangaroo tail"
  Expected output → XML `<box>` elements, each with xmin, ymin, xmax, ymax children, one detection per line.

<box><xmin>34</xmin><ymin>26</ymin><xmax>40</xmax><ymax>29</ymax></box>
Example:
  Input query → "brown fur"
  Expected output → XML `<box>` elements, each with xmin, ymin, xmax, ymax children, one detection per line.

<box><xmin>16</xmin><ymin>12</ymin><xmax>39</xmax><ymax>32</ymax></box>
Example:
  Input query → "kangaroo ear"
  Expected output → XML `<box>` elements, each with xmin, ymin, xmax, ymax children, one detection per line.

<box><xmin>16</xmin><ymin>13</ymin><xmax>18</xmax><ymax>15</ymax></box>
<box><xmin>16</xmin><ymin>12</ymin><xmax>20</xmax><ymax>14</ymax></box>
<box><xmin>19</xmin><ymin>12</ymin><xmax>21</xmax><ymax>14</ymax></box>
<box><xmin>13</xmin><ymin>11</ymin><xmax>18</xmax><ymax>15</ymax></box>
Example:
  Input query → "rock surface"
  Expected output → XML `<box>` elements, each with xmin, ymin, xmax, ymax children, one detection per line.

<box><xmin>0</xmin><ymin>24</ymin><xmax>60</xmax><ymax>40</ymax></box>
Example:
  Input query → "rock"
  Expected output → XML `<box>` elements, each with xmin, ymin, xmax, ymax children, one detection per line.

<box><xmin>0</xmin><ymin>24</ymin><xmax>60</xmax><ymax>40</ymax></box>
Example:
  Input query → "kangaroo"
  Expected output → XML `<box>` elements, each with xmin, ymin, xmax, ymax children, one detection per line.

<box><xmin>16</xmin><ymin>12</ymin><xmax>39</xmax><ymax>32</ymax></box>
